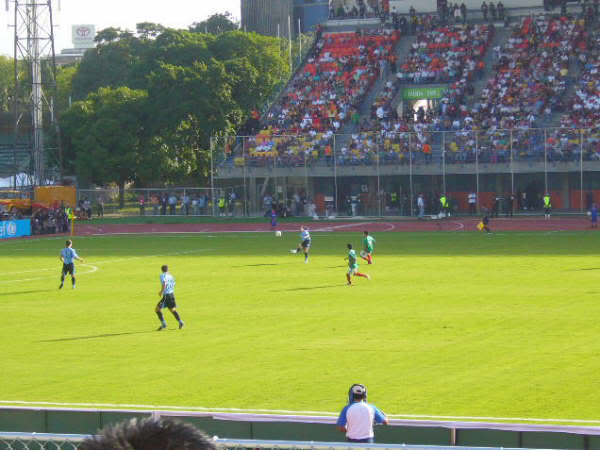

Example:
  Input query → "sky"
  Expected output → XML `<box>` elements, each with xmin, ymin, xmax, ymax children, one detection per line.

<box><xmin>0</xmin><ymin>0</ymin><xmax>241</xmax><ymax>57</ymax></box>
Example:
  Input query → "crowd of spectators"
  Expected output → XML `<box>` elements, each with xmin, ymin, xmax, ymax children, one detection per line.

<box><xmin>221</xmin><ymin>5</ymin><xmax>600</xmax><ymax>170</ymax></box>
<box><xmin>222</xmin><ymin>29</ymin><xmax>399</xmax><ymax>167</ymax></box>
<box><xmin>31</xmin><ymin>205</ymin><xmax>69</xmax><ymax>235</ymax></box>
<box><xmin>397</xmin><ymin>24</ymin><xmax>491</xmax><ymax>84</ymax></box>
<box><xmin>329</xmin><ymin>0</ymin><xmax>389</xmax><ymax>20</ymax></box>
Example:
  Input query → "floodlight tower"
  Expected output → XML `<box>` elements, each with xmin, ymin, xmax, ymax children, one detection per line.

<box><xmin>7</xmin><ymin>0</ymin><xmax>61</xmax><ymax>186</ymax></box>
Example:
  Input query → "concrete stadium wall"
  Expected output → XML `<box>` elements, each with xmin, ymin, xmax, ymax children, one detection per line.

<box><xmin>1</xmin><ymin>407</ymin><xmax>600</xmax><ymax>449</ymax></box>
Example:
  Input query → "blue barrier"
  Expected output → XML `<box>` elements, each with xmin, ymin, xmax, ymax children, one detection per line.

<box><xmin>0</xmin><ymin>219</ymin><xmax>31</xmax><ymax>239</ymax></box>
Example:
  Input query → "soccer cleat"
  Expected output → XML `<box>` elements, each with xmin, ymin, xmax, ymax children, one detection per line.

<box><xmin>179</xmin><ymin>321</ymin><xmax>185</xmax><ymax>329</ymax></box>
<box><xmin>366</xmin><ymin>274</ymin><xmax>371</xmax><ymax>280</ymax></box>
<box><xmin>72</xmin><ymin>285</ymin><xmax>76</xmax><ymax>289</ymax></box>
<box><xmin>59</xmin><ymin>283</ymin><xmax>63</xmax><ymax>289</ymax></box>
<box><xmin>157</xmin><ymin>324</ymin><xmax>166</xmax><ymax>331</ymax></box>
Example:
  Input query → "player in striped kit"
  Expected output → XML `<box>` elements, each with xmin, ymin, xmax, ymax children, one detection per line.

<box><xmin>155</xmin><ymin>265</ymin><xmax>184</xmax><ymax>330</ymax></box>
<box><xmin>59</xmin><ymin>240</ymin><xmax>84</xmax><ymax>289</ymax></box>
<box><xmin>291</xmin><ymin>226</ymin><xmax>311</xmax><ymax>263</ymax></box>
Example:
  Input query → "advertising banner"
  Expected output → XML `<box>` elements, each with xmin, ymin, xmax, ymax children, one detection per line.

<box><xmin>72</xmin><ymin>25</ymin><xmax>96</xmax><ymax>49</ymax></box>
<box><xmin>0</xmin><ymin>219</ymin><xmax>31</xmax><ymax>239</ymax></box>
<box><xmin>402</xmin><ymin>85</ymin><xmax>447</xmax><ymax>100</ymax></box>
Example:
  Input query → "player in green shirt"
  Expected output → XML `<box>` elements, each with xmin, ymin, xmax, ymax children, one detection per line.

<box><xmin>345</xmin><ymin>243</ymin><xmax>370</xmax><ymax>286</ymax></box>
<box><xmin>360</xmin><ymin>231</ymin><xmax>376</xmax><ymax>264</ymax></box>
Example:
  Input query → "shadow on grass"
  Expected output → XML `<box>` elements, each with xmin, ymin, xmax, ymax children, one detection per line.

<box><xmin>37</xmin><ymin>330</ymin><xmax>156</xmax><ymax>343</ymax></box>
<box><xmin>577</xmin><ymin>268</ymin><xmax>600</xmax><ymax>271</ymax></box>
<box><xmin>280</xmin><ymin>284</ymin><xmax>344</xmax><ymax>292</ymax></box>
<box><xmin>0</xmin><ymin>289</ymin><xmax>53</xmax><ymax>297</ymax></box>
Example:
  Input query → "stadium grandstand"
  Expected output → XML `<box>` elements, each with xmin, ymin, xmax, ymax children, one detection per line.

<box><xmin>214</xmin><ymin>0</ymin><xmax>600</xmax><ymax>217</ymax></box>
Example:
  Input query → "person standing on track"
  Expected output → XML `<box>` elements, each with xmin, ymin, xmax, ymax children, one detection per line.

<box><xmin>59</xmin><ymin>240</ymin><xmax>84</xmax><ymax>290</ymax></box>
<box><xmin>291</xmin><ymin>226</ymin><xmax>311</xmax><ymax>263</ymax></box>
<box><xmin>543</xmin><ymin>193</ymin><xmax>552</xmax><ymax>220</ymax></box>
<box><xmin>155</xmin><ymin>265</ymin><xmax>184</xmax><ymax>331</ymax></box>
<box><xmin>590</xmin><ymin>203</ymin><xmax>598</xmax><ymax>229</ymax></box>
<box><xmin>336</xmin><ymin>384</ymin><xmax>388</xmax><ymax>443</ymax></box>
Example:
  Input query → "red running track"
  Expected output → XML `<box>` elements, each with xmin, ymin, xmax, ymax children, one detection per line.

<box><xmin>73</xmin><ymin>217</ymin><xmax>595</xmax><ymax>236</ymax></box>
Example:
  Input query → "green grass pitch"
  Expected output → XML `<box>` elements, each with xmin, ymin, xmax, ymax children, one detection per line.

<box><xmin>1</xmin><ymin>230</ymin><xmax>600</xmax><ymax>423</ymax></box>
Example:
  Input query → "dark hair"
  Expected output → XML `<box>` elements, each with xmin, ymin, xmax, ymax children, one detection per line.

<box><xmin>347</xmin><ymin>243</ymin><xmax>352</xmax><ymax>249</ymax></box>
<box><xmin>363</xmin><ymin>231</ymin><xmax>368</xmax><ymax>235</ymax></box>
<box><xmin>66</xmin><ymin>240</ymin><xmax>72</xmax><ymax>247</ymax></box>
<box><xmin>80</xmin><ymin>418</ymin><xmax>217</xmax><ymax>450</ymax></box>
<box><xmin>161</xmin><ymin>265</ymin><xmax>168</xmax><ymax>273</ymax></box>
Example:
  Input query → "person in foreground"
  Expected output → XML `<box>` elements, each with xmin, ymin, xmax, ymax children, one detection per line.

<box><xmin>336</xmin><ymin>384</ymin><xmax>388</xmax><ymax>443</ymax></box>
<box><xmin>345</xmin><ymin>243</ymin><xmax>370</xmax><ymax>285</ymax></box>
<box><xmin>79</xmin><ymin>417</ymin><xmax>217</xmax><ymax>450</ymax></box>
<box><xmin>155</xmin><ymin>265</ymin><xmax>184</xmax><ymax>330</ymax></box>
<box><xmin>59</xmin><ymin>239</ymin><xmax>84</xmax><ymax>289</ymax></box>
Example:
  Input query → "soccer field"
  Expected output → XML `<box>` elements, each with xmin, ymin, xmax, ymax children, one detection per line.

<box><xmin>1</xmin><ymin>230</ymin><xmax>599</xmax><ymax>423</ymax></box>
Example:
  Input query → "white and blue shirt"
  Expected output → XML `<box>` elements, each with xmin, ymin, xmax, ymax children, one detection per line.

<box><xmin>337</xmin><ymin>402</ymin><xmax>386</xmax><ymax>440</ymax></box>
<box><xmin>160</xmin><ymin>273</ymin><xmax>175</xmax><ymax>295</ymax></box>
<box><xmin>300</xmin><ymin>229</ymin><xmax>311</xmax><ymax>241</ymax></box>
<box><xmin>61</xmin><ymin>247</ymin><xmax>79</xmax><ymax>264</ymax></box>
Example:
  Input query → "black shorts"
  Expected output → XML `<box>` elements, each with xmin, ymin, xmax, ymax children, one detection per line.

<box><xmin>62</xmin><ymin>263</ymin><xmax>75</xmax><ymax>276</ymax></box>
<box><xmin>158</xmin><ymin>293</ymin><xmax>176</xmax><ymax>309</ymax></box>
<box><xmin>545</xmin><ymin>207</ymin><xmax>551</xmax><ymax>214</ymax></box>
<box><xmin>301</xmin><ymin>239</ymin><xmax>311</xmax><ymax>249</ymax></box>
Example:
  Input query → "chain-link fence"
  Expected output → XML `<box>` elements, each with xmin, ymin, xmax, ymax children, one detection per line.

<box><xmin>211</xmin><ymin>128</ymin><xmax>598</xmax><ymax>218</ymax></box>
<box><xmin>0</xmin><ymin>433</ymin><xmax>536</xmax><ymax>450</ymax></box>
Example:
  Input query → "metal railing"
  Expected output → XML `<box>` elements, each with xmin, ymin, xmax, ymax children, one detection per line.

<box><xmin>0</xmin><ymin>433</ymin><xmax>544</xmax><ymax>450</ymax></box>
<box><xmin>210</xmin><ymin>128</ymin><xmax>600</xmax><ymax>217</ymax></box>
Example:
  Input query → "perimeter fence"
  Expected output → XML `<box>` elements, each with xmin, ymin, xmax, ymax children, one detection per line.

<box><xmin>0</xmin><ymin>433</ymin><xmax>542</xmax><ymax>450</ymax></box>
<box><xmin>210</xmin><ymin>128</ymin><xmax>600</xmax><ymax>217</ymax></box>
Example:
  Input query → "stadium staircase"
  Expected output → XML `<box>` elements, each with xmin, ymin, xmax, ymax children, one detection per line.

<box><xmin>469</xmin><ymin>26</ymin><xmax>512</xmax><ymax>106</ymax></box>
<box><xmin>333</xmin><ymin>31</ymin><xmax>412</xmax><ymax>153</ymax></box>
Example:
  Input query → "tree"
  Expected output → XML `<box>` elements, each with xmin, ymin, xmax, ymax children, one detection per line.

<box><xmin>136</xmin><ymin>22</ymin><xmax>166</xmax><ymax>39</ymax></box>
<box><xmin>0</xmin><ymin>56</ymin><xmax>14</xmax><ymax>113</ymax></box>
<box><xmin>189</xmin><ymin>12</ymin><xmax>238</xmax><ymax>34</ymax></box>
<box><xmin>61</xmin><ymin>87</ymin><xmax>159</xmax><ymax>206</ymax></box>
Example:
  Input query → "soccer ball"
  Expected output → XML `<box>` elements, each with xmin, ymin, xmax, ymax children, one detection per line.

<box><xmin>359</xmin><ymin>250</ymin><xmax>368</xmax><ymax>258</ymax></box>
<box><xmin>275</xmin><ymin>230</ymin><xmax>282</xmax><ymax>237</ymax></box>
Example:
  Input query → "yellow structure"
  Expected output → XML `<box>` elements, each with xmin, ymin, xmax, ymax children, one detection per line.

<box><xmin>34</xmin><ymin>186</ymin><xmax>76</xmax><ymax>209</ymax></box>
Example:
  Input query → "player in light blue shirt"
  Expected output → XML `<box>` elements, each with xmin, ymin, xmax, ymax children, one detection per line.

<box><xmin>155</xmin><ymin>265</ymin><xmax>184</xmax><ymax>330</ymax></box>
<box><xmin>59</xmin><ymin>240</ymin><xmax>84</xmax><ymax>289</ymax></box>
<box><xmin>291</xmin><ymin>226</ymin><xmax>311</xmax><ymax>263</ymax></box>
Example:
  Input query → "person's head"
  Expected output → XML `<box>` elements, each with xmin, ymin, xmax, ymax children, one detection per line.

<box><xmin>65</xmin><ymin>240</ymin><xmax>72</xmax><ymax>248</ymax></box>
<box><xmin>79</xmin><ymin>418</ymin><xmax>217</xmax><ymax>450</ymax></box>
<box><xmin>349</xmin><ymin>384</ymin><xmax>367</xmax><ymax>402</ymax></box>
<box><xmin>161</xmin><ymin>265</ymin><xmax>168</xmax><ymax>273</ymax></box>
<box><xmin>363</xmin><ymin>231</ymin><xmax>369</xmax><ymax>236</ymax></box>
<box><xmin>300</xmin><ymin>226</ymin><xmax>305</xmax><ymax>232</ymax></box>
<box><xmin>347</xmin><ymin>243</ymin><xmax>353</xmax><ymax>250</ymax></box>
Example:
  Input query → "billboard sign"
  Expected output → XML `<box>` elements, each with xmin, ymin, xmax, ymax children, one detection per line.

<box><xmin>402</xmin><ymin>85</ymin><xmax>447</xmax><ymax>100</ymax></box>
<box><xmin>0</xmin><ymin>219</ymin><xmax>31</xmax><ymax>239</ymax></box>
<box><xmin>72</xmin><ymin>24</ymin><xmax>96</xmax><ymax>48</ymax></box>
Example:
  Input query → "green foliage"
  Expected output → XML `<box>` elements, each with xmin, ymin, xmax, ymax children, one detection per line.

<box><xmin>189</xmin><ymin>12</ymin><xmax>239</xmax><ymax>34</ymax></box>
<box><xmin>61</xmin><ymin>87</ymin><xmax>160</xmax><ymax>195</ymax></box>
<box><xmin>0</xmin><ymin>56</ymin><xmax>13</xmax><ymax>114</ymax></box>
<box><xmin>61</xmin><ymin>22</ymin><xmax>290</xmax><ymax>186</ymax></box>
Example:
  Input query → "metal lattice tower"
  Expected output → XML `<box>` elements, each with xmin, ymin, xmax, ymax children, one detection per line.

<box><xmin>8</xmin><ymin>0</ymin><xmax>60</xmax><ymax>186</ymax></box>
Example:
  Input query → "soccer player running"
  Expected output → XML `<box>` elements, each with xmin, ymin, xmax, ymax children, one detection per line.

<box><xmin>361</xmin><ymin>231</ymin><xmax>375</xmax><ymax>264</ymax></box>
<box><xmin>292</xmin><ymin>226</ymin><xmax>311</xmax><ymax>263</ymax></box>
<box><xmin>345</xmin><ymin>243</ymin><xmax>370</xmax><ymax>286</ymax></box>
<box><xmin>59</xmin><ymin>239</ymin><xmax>84</xmax><ymax>289</ymax></box>
<box><xmin>155</xmin><ymin>265</ymin><xmax>184</xmax><ymax>331</ymax></box>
